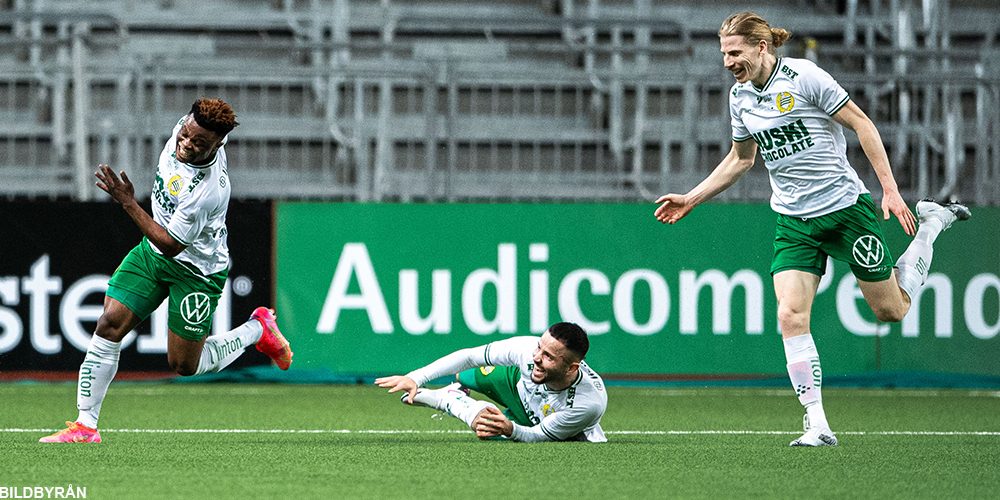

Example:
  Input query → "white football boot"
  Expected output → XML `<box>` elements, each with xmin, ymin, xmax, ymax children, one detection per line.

<box><xmin>790</xmin><ymin>414</ymin><xmax>838</xmax><ymax>447</ymax></box>
<box><xmin>915</xmin><ymin>198</ymin><xmax>971</xmax><ymax>231</ymax></box>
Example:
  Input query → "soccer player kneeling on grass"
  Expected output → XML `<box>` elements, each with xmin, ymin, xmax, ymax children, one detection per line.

<box><xmin>39</xmin><ymin>98</ymin><xmax>293</xmax><ymax>444</ymax></box>
<box><xmin>376</xmin><ymin>322</ymin><xmax>607</xmax><ymax>442</ymax></box>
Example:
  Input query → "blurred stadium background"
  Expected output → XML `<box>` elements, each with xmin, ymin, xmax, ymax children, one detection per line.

<box><xmin>2</xmin><ymin>0</ymin><xmax>998</xmax><ymax>203</ymax></box>
<box><xmin>2</xmin><ymin>1</ymin><xmax>999</xmax><ymax>498</ymax></box>
<box><xmin>1</xmin><ymin>0</ymin><xmax>996</xmax><ymax>384</ymax></box>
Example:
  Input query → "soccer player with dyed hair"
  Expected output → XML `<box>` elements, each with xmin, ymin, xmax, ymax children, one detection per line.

<box><xmin>40</xmin><ymin>98</ymin><xmax>293</xmax><ymax>444</ymax></box>
<box><xmin>376</xmin><ymin>322</ymin><xmax>607</xmax><ymax>442</ymax></box>
<box><xmin>653</xmin><ymin>12</ymin><xmax>970</xmax><ymax>446</ymax></box>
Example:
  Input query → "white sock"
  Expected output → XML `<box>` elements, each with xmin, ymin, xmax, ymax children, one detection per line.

<box><xmin>916</xmin><ymin>214</ymin><xmax>947</xmax><ymax>245</ymax></box>
<box><xmin>194</xmin><ymin>321</ymin><xmax>263</xmax><ymax>375</ymax></box>
<box><xmin>783</xmin><ymin>333</ymin><xmax>830</xmax><ymax>431</ymax></box>
<box><xmin>895</xmin><ymin>221</ymin><xmax>941</xmax><ymax>300</ymax></box>
<box><xmin>415</xmin><ymin>387</ymin><xmax>495</xmax><ymax>427</ymax></box>
<box><xmin>76</xmin><ymin>335</ymin><xmax>121</xmax><ymax>430</ymax></box>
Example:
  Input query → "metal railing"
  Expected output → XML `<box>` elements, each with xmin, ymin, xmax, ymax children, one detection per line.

<box><xmin>0</xmin><ymin>0</ymin><xmax>996</xmax><ymax>205</ymax></box>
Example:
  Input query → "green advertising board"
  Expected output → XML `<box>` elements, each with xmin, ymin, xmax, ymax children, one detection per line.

<box><xmin>275</xmin><ymin>203</ymin><xmax>999</xmax><ymax>380</ymax></box>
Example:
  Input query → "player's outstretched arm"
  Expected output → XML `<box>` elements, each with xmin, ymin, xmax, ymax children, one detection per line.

<box><xmin>833</xmin><ymin>101</ymin><xmax>916</xmax><ymax>236</ymax></box>
<box><xmin>654</xmin><ymin>140</ymin><xmax>756</xmax><ymax>225</ymax></box>
<box><xmin>374</xmin><ymin>375</ymin><xmax>418</xmax><ymax>404</ymax></box>
<box><xmin>501</xmin><ymin>405</ymin><xmax>603</xmax><ymax>443</ymax></box>
<box><xmin>95</xmin><ymin>163</ymin><xmax>188</xmax><ymax>256</ymax></box>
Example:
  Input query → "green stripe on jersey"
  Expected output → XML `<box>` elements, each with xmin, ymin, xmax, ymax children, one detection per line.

<box><xmin>540</xmin><ymin>424</ymin><xmax>561</xmax><ymax>441</ymax></box>
<box><xmin>167</xmin><ymin>226</ymin><xmax>192</xmax><ymax>246</ymax></box>
<box><xmin>828</xmin><ymin>95</ymin><xmax>851</xmax><ymax>116</ymax></box>
<box><xmin>753</xmin><ymin>57</ymin><xmax>782</xmax><ymax>93</ymax></box>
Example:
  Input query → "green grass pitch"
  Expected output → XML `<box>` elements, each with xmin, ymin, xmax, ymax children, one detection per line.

<box><xmin>2</xmin><ymin>383</ymin><xmax>998</xmax><ymax>499</ymax></box>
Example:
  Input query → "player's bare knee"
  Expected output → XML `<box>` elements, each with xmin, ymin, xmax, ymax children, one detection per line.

<box><xmin>173</xmin><ymin>365</ymin><xmax>197</xmax><ymax>377</ymax></box>
<box><xmin>168</xmin><ymin>358</ymin><xmax>198</xmax><ymax>376</ymax></box>
<box><xmin>94</xmin><ymin>315</ymin><xmax>129</xmax><ymax>343</ymax></box>
<box><xmin>873</xmin><ymin>306</ymin><xmax>905</xmax><ymax>323</ymax></box>
<box><xmin>777</xmin><ymin>307</ymin><xmax>808</xmax><ymax>332</ymax></box>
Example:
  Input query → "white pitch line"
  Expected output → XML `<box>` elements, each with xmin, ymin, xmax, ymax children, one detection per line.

<box><xmin>630</xmin><ymin>389</ymin><xmax>1000</xmax><ymax>398</ymax></box>
<box><xmin>608</xmin><ymin>430</ymin><xmax>1000</xmax><ymax>436</ymax></box>
<box><xmin>6</xmin><ymin>428</ymin><xmax>468</xmax><ymax>435</ymax></box>
<box><xmin>6</xmin><ymin>428</ymin><xmax>1000</xmax><ymax>436</ymax></box>
<box><xmin>5</xmin><ymin>388</ymin><xmax>999</xmax><ymax>398</ymax></box>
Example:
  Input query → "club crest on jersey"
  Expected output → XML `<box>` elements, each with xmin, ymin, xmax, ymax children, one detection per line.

<box><xmin>180</xmin><ymin>292</ymin><xmax>212</xmax><ymax>324</ymax></box>
<box><xmin>542</xmin><ymin>403</ymin><xmax>554</xmax><ymax>416</ymax></box>
<box><xmin>168</xmin><ymin>175</ymin><xmax>186</xmax><ymax>196</ymax></box>
<box><xmin>852</xmin><ymin>235</ymin><xmax>885</xmax><ymax>268</ymax></box>
<box><xmin>479</xmin><ymin>366</ymin><xmax>495</xmax><ymax>376</ymax></box>
<box><xmin>776</xmin><ymin>92</ymin><xmax>795</xmax><ymax>113</ymax></box>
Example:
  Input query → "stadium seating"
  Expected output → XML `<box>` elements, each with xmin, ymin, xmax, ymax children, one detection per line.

<box><xmin>0</xmin><ymin>0</ymin><xmax>997</xmax><ymax>204</ymax></box>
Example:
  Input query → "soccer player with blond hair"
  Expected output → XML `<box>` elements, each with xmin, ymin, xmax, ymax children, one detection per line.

<box><xmin>654</xmin><ymin>12</ymin><xmax>969</xmax><ymax>446</ymax></box>
<box><xmin>40</xmin><ymin>98</ymin><xmax>293</xmax><ymax>443</ymax></box>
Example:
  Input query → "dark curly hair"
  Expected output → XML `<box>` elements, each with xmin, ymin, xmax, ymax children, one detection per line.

<box><xmin>190</xmin><ymin>98</ymin><xmax>239</xmax><ymax>137</ymax></box>
<box><xmin>547</xmin><ymin>322</ymin><xmax>589</xmax><ymax>361</ymax></box>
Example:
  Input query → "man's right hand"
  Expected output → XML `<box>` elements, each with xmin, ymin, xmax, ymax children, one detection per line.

<box><xmin>472</xmin><ymin>406</ymin><xmax>513</xmax><ymax>439</ymax></box>
<box><xmin>374</xmin><ymin>375</ymin><xmax>418</xmax><ymax>404</ymax></box>
<box><xmin>95</xmin><ymin>164</ymin><xmax>136</xmax><ymax>206</ymax></box>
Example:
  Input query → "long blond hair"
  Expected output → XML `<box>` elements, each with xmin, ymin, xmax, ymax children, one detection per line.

<box><xmin>719</xmin><ymin>12</ymin><xmax>791</xmax><ymax>53</ymax></box>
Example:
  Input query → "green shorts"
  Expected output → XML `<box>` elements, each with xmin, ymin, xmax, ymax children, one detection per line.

<box><xmin>772</xmin><ymin>194</ymin><xmax>894</xmax><ymax>282</ymax></box>
<box><xmin>457</xmin><ymin>365</ymin><xmax>533</xmax><ymax>426</ymax></box>
<box><xmin>106</xmin><ymin>238</ymin><xmax>228</xmax><ymax>341</ymax></box>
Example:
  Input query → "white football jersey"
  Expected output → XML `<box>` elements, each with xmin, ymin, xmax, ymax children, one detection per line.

<box><xmin>408</xmin><ymin>336</ymin><xmax>608</xmax><ymax>443</ymax></box>
<box><xmin>729</xmin><ymin>57</ymin><xmax>869</xmax><ymax>218</ymax></box>
<box><xmin>484</xmin><ymin>336</ymin><xmax>608</xmax><ymax>443</ymax></box>
<box><xmin>149</xmin><ymin>117</ymin><xmax>231</xmax><ymax>275</ymax></box>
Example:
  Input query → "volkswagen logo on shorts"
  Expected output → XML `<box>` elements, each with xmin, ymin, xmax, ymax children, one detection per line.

<box><xmin>180</xmin><ymin>292</ymin><xmax>212</xmax><ymax>324</ymax></box>
<box><xmin>852</xmin><ymin>235</ymin><xmax>885</xmax><ymax>268</ymax></box>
